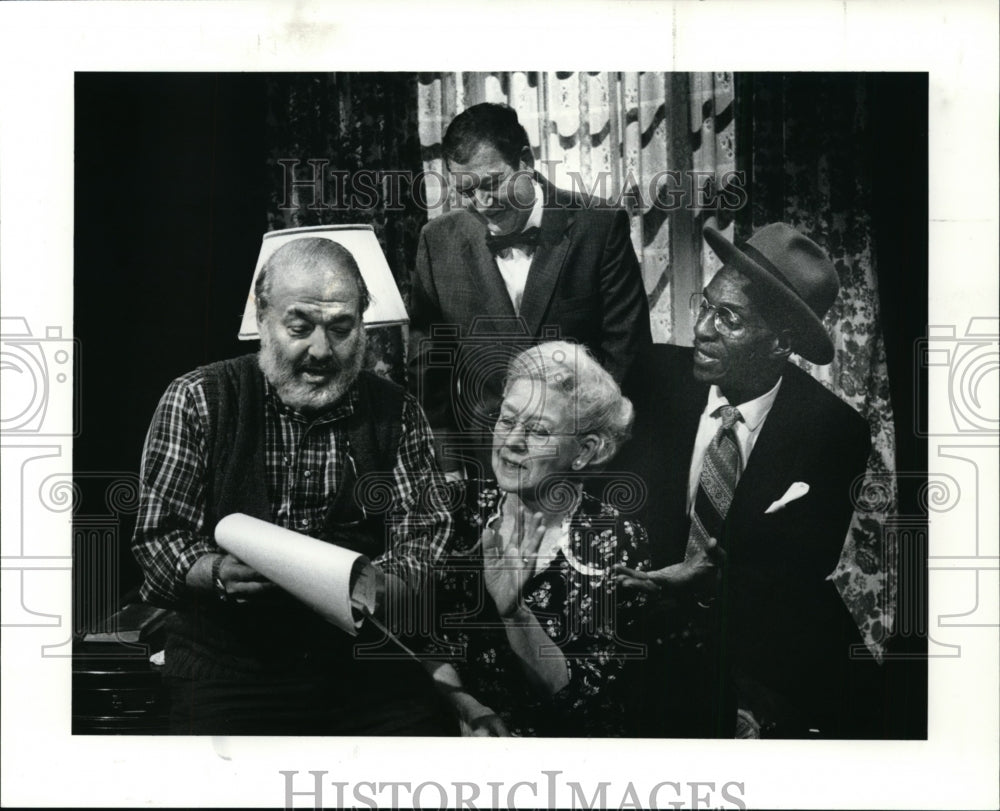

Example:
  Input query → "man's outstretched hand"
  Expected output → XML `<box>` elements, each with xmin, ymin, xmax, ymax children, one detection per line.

<box><xmin>612</xmin><ymin>537</ymin><xmax>725</xmax><ymax>595</ymax></box>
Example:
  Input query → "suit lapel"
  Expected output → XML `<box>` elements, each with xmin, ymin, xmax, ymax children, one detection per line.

<box><xmin>671</xmin><ymin>366</ymin><xmax>708</xmax><ymax>504</ymax></box>
<box><xmin>518</xmin><ymin>180</ymin><xmax>575</xmax><ymax>334</ymax></box>
<box><xmin>663</xmin><ymin>367</ymin><xmax>709</xmax><ymax>561</ymax></box>
<box><xmin>729</xmin><ymin>366</ymin><xmax>807</xmax><ymax>523</ymax></box>
<box><xmin>461</xmin><ymin>224</ymin><xmax>516</xmax><ymax>320</ymax></box>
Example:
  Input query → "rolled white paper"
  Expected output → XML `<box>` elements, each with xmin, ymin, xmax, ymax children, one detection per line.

<box><xmin>214</xmin><ymin>513</ymin><xmax>376</xmax><ymax>635</ymax></box>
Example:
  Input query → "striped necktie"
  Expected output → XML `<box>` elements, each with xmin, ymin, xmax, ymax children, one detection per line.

<box><xmin>686</xmin><ymin>404</ymin><xmax>744</xmax><ymax>559</ymax></box>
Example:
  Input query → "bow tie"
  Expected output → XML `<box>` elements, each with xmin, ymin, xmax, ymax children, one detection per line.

<box><xmin>485</xmin><ymin>227</ymin><xmax>541</xmax><ymax>255</ymax></box>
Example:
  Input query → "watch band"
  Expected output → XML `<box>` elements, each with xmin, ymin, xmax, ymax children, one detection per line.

<box><xmin>211</xmin><ymin>553</ymin><xmax>228</xmax><ymax>602</ymax></box>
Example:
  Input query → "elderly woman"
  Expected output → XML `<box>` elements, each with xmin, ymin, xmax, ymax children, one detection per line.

<box><xmin>425</xmin><ymin>341</ymin><xmax>651</xmax><ymax>737</ymax></box>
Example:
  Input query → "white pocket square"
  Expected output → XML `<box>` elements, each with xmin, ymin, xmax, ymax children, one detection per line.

<box><xmin>764</xmin><ymin>482</ymin><xmax>810</xmax><ymax>514</ymax></box>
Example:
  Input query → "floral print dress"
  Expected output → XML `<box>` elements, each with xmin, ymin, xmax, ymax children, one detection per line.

<box><xmin>430</xmin><ymin>479</ymin><xmax>650</xmax><ymax>737</ymax></box>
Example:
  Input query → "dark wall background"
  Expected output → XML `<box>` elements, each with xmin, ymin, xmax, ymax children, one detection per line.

<box><xmin>74</xmin><ymin>72</ymin><xmax>926</xmax><ymax>736</ymax></box>
<box><xmin>74</xmin><ymin>73</ymin><xmax>427</xmax><ymax>604</ymax></box>
<box><xmin>74</xmin><ymin>74</ymin><xmax>270</xmax><ymax>602</ymax></box>
<box><xmin>868</xmin><ymin>77</ymin><xmax>929</xmax><ymax>735</ymax></box>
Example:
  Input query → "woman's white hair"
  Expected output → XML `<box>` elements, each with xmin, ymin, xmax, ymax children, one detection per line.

<box><xmin>503</xmin><ymin>341</ymin><xmax>634</xmax><ymax>465</ymax></box>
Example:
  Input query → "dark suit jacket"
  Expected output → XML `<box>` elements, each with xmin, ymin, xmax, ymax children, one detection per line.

<box><xmin>408</xmin><ymin>177</ymin><xmax>651</xmax><ymax>468</ymax></box>
<box><xmin>617</xmin><ymin>344</ymin><xmax>872</xmax><ymax>737</ymax></box>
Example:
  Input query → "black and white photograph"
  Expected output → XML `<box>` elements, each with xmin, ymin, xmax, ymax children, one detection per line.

<box><xmin>1</xmin><ymin>3</ymin><xmax>997</xmax><ymax>809</ymax></box>
<box><xmin>69</xmin><ymin>69</ymin><xmax>926</xmax><ymax>741</ymax></box>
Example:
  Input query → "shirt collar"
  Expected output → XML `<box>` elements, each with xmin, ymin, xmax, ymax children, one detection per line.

<box><xmin>704</xmin><ymin>376</ymin><xmax>783</xmax><ymax>433</ymax></box>
<box><xmin>264</xmin><ymin>375</ymin><xmax>359</xmax><ymax>424</ymax></box>
<box><xmin>524</xmin><ymin>178</ymin><xmax>544</xmax><ymax>230</ymax></box>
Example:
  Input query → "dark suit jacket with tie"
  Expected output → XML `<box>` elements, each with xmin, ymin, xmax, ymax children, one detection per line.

<box><xmin>408</xmin><ymin>177</ymin><xmax>652</xmax><ymax>469</ymax></box>
<box><xmin>617</xmin><ymin>344</ymin><xmax>872</xmax><ymax>737</ymax></box>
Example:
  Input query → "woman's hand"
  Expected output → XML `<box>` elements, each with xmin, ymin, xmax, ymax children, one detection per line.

<box><xmin>613</xmin><ymin>536</ymin><xmax>725</xmax><ymax>596</ymax></box>
<box><xmin>481</xmin><ymin>507</ymin><xmax>546</xmax><ymax>619</ymax></box>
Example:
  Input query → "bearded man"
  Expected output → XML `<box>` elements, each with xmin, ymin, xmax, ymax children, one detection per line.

<box><xmin>132</xmin><ymin>237</ymin><xmax>454</xmax><ymax>735</ymax></box>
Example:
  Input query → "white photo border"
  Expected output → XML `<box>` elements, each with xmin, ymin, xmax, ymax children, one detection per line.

<box><xmin>1</xmin><ymin>2</ymin><xmax>997</xmax><ymax>809</ymax></box>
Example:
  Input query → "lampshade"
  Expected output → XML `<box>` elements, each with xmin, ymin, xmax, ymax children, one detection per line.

<box><xmin>238</xmin><ymin>224</ymin><xmax>408</xmax><ymax>340</ymax></box>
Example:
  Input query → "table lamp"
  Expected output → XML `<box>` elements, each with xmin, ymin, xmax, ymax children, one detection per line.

<box><xmin>238</xmin><ymin>224</ymin><xmax>408</xmax><ymax>340</ymax></box>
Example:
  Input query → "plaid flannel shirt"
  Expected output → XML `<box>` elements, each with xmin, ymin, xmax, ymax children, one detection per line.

<box><xmin>133</xmin><ymin>366</ymin><xmax>452</xmax><ymax>605</ymax></box>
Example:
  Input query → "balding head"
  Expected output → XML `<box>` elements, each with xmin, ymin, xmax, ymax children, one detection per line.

<box><xmin>255</xmin><ymin>238</ymin><xmax>371</xmax><ymax>321</ymax></box>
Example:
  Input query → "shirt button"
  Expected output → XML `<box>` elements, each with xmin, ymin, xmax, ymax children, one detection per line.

<box><xmin>303</xmin><ymin>470</ymin><xmax>312</xmax><ymax>479</ymax></box>
<box><xmin>299</xmin><ymin>519</ymin><xmax>310</xmax><ymax>529</ymax></box>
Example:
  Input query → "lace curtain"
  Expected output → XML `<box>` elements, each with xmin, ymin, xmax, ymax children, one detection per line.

<box><xmin>417</xmin><ymin>71</ymin><xmax>736</xmax><ymax>345</ymax></box>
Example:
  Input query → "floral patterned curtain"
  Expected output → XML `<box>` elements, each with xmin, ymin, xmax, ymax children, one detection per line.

<box><xmin>735</xmin><ymin>73</ymin><xmax>897</xmax><ymax>658</ymax></box>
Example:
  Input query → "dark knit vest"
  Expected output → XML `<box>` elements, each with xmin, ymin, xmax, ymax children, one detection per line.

<box><xmin>164</xmin><ymin>355</ymin><xmax>405</xmax><ymax>681</ymax></box>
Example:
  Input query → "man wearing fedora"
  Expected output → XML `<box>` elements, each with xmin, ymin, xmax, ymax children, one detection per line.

<box><xmin>615</xmin><ymin>222</ymin><xmax>872</xmax><ymax>738</ymax></box>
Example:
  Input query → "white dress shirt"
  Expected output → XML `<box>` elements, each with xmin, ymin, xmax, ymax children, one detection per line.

<box><xmin>686</xmin><ymin>378</ymin><xmax>783</xmax><ymax>515</ymax></box>
<box><xmin>492</xmin><ymin>179</ymin><xmax>544</xmax><ymax>314</ymax></box>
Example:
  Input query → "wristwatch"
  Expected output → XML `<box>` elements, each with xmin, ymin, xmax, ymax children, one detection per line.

<box><xmin>211</xmin><ymin>553</ymin><xmax>229</xmax><ymax>603</ymax></box>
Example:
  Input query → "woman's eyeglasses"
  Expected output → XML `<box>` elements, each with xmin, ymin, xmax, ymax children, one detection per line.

<box><xmin>494</xmin><ymin>413</ymin><xmax>556</xmax><ymax>444</ymax></box>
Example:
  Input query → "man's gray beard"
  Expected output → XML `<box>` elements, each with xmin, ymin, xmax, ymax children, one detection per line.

<box><xmin>257</xmin><ymin>330</ymin><xmax>367</xmax><ymax>414</ymax></box>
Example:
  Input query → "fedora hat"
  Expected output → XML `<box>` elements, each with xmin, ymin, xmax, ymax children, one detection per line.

<box><xmin>703</xmin><ymin>223</ymin><xmax>839</xmax><ymax>365</ymax></box>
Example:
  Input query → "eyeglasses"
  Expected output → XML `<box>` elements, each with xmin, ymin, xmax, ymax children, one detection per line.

<box><xmin>494</xmin><ymin>413</ymin><xmax>559</xmax><ymax>444</ymax></box>
<box><xmin>689</xmin><ymin>293</ymin><xmax>749</xmax><ymax>337</ymax></box>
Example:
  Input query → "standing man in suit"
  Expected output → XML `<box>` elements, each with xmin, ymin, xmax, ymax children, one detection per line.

<box><xmin>408</xmin><ymin>102</ymin><xmax>651</xmax><ymax>476</ymax></box>
<box><xmin>615</xmin><ymin>223</ymin><xmax>872</xmax><ymax>738</ymax></box>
